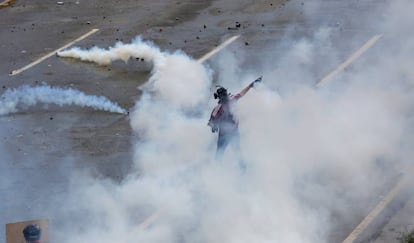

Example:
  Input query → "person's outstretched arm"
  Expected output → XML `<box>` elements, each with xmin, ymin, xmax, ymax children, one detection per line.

<box><xmin>237</xmin><ymin>76</ymin><xmax>262</xmax><ymax>98</ymax></box>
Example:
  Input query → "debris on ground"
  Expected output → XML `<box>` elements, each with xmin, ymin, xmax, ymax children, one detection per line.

<box><xmin>228</xmin><ymin>21</ymin><xmax>242</xmax><ymax>30</ymax></box>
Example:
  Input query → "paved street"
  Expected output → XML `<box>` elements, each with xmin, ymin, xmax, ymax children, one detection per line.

<box><xmin>1</xmin><ymin>0</ymin><xmax>412</xmax><ymax>242</ymax></box>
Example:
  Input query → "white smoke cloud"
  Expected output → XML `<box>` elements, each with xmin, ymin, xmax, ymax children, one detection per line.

<box><xmin>58</xmin><ymin>37</ymin><xmax>211</xmax><ymax>110</ymax></box>
<box><xmin>57</xmin><ymin>36</ymin><xmax>164</xmax><ymax>66</ymax></box>
<box><xmin>0</xmin><ymin>84</ymin><xmax>126</xmax><ymax>115</ymax></box>
<box><xmin>40</xmin><ymin>0</ymin><xmax>414</xmax><ymax>242</ymax></box>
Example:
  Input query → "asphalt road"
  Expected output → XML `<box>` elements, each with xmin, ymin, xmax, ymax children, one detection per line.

<box><xmin>0</xmin><ymin>0</ymin><xmax>404</xmax><ymax>242</ymax></box>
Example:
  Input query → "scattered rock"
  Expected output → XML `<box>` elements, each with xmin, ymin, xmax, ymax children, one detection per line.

<box><xmin>196</xmin><ymin>36</ymin><xmax>200</xmax><ymax>39</ymax></box>
<box><xmin>203</xmin><ymin>24</ymin><xmax>207</xmax><ymax>29</ymax></box>
<box><xmin>245</xmin><ymin>42</ymin><xmax>249</xmax><ymax>46</ymax></box>
<box><xmin>50</xmin><ymin>117</ymin><xmax>54</xmax><ymax>120</ymax></box>
<box><xmin>235</xmin><ymin>22</ymin><xmax>241</xmax><ymax>28</ymax></box>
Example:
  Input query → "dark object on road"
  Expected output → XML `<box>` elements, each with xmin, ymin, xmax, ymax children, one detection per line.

<box><xmin>23</xmin><ymin>224</ymin><xmax>41</xmax><ymax>242</ymax></box>
<box><xmin>228</xmin><ymin>21</ymin><xmax>242</xmax><ymax>30</ymax></box>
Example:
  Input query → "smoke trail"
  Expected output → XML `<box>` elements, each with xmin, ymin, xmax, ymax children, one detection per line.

<box><xmin>57</xmin><ymin>37</ymin><xmax>211</xmax><ymax>109</ymax></box>
<box><xmin>57</xmin><ymin>36</ymin><xmax>165</xmax><ymax>66</ymax></box>
<box><xmin>0</xmin><ymin>84</ymin><xmax>127</xmax><ymax>115</ymax></box>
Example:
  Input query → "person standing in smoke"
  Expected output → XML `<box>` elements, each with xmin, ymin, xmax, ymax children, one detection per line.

<box><xmin>208</xmin><ymin>76</ymin><xmax>262</xmax><ymax>157</ymax></box>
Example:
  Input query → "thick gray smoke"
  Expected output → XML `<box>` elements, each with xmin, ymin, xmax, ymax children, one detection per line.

<box><xmin>0</xmin><ymin>84</ymin><xmax>126</xmax><ymax>115</ymax></box>
<box><xmin>44</xmin><ymin>0</ymin><xmax>414</xmax><ymax>242</ymax></box>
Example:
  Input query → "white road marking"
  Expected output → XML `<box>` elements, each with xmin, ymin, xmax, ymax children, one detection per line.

<box><xmin>316</xmin><ymin>34</ymin><xmax>383</xmax><ymax>87</ymax></box>
<box><xmin>0</xmin><ymin>0</ymin><xmax>14</xmax><ymax>7</ymax></box>
<box><xmin>136</xmin><ymin>208</ymin><xmax>165</xmax><ymax>230</ymax></box>
<box><xmin>197</xmin><ymin>35</ymin><xmax>240</xmax><ymax>63</ymax></box>
<box><xmin>342</xmin><ymin>176</ymin><xmax>408</xmax><ymax>243</ymax></box>
<box><xmin>9</xmin><ymin>28</ymin><xmax>100</xmax><ymax>76</ymax></box>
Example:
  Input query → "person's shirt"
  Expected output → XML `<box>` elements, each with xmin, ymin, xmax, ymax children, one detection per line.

<box><xmin>209</xmin><ymin>93</ymin><xmax>242</xmax><ymax>133</ymax></box>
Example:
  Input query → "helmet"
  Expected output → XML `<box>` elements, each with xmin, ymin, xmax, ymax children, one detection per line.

<box><xmin>23</xmin><ymin>224</ymin><xmax>41</xmax><ymax>242</ymax></box>
<box><xmin>214</xmin><ymin>86</ymin><xmax>228</xmax><ymax>102</ymax></box>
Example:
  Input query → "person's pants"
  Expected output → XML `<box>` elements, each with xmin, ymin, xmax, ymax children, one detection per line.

<box><xmin>216</xmin><ymin>131</ymin><xmax>240</xmax><ymax>158</ymax></box>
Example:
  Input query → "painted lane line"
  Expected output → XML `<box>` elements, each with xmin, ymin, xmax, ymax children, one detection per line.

<box><xmin>136</xmin><ymin>208</ymin><xmax>166</xmax><ymax>231</ymax></box>
<box><xmin>0</xmin><ymin>0</ymin><xmax>14</xmax><ymax>7</ymax></box>
<box><xmin>342</xmin><ymin>176</ymin><xmax>408</xmax><ymax>243</ymax></box>
<box><xmin>135</xmin><ymin>35</ymin><xmax>240</xmax><ymax>230</ymax></box>
<box><xmin>316</xmin><ymin>34</ymin><xmax>383</xmax><ymax>87</ymax></box>
<box><xmin>197</xmin><ymin>35</ymin><xmax>240</xmax><ymax>63</ymax></box>
<box><xmin>9</xmin><ymin>28</ymin><xmax>100</xmax><ymax>76</ymax></box>
<box><xmin>313</xmin><ymin>32</ymin><xmax>404</xmax><ymax>243</ymax></box>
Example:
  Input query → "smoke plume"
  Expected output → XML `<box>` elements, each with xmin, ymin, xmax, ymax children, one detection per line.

<box><xmin>57</xmin><ymin>36</ymin><xmax>164</xmax><ymax>66</ymax></box>
<box><xmin>58</xmin><ymin>37</ymin><xmax>211</xmax><ymax>109</ymax></box>
<box><xmin>0</xmin><ymin>84</ymin><xmax>127</xmax><ymax>115</ymax></box>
